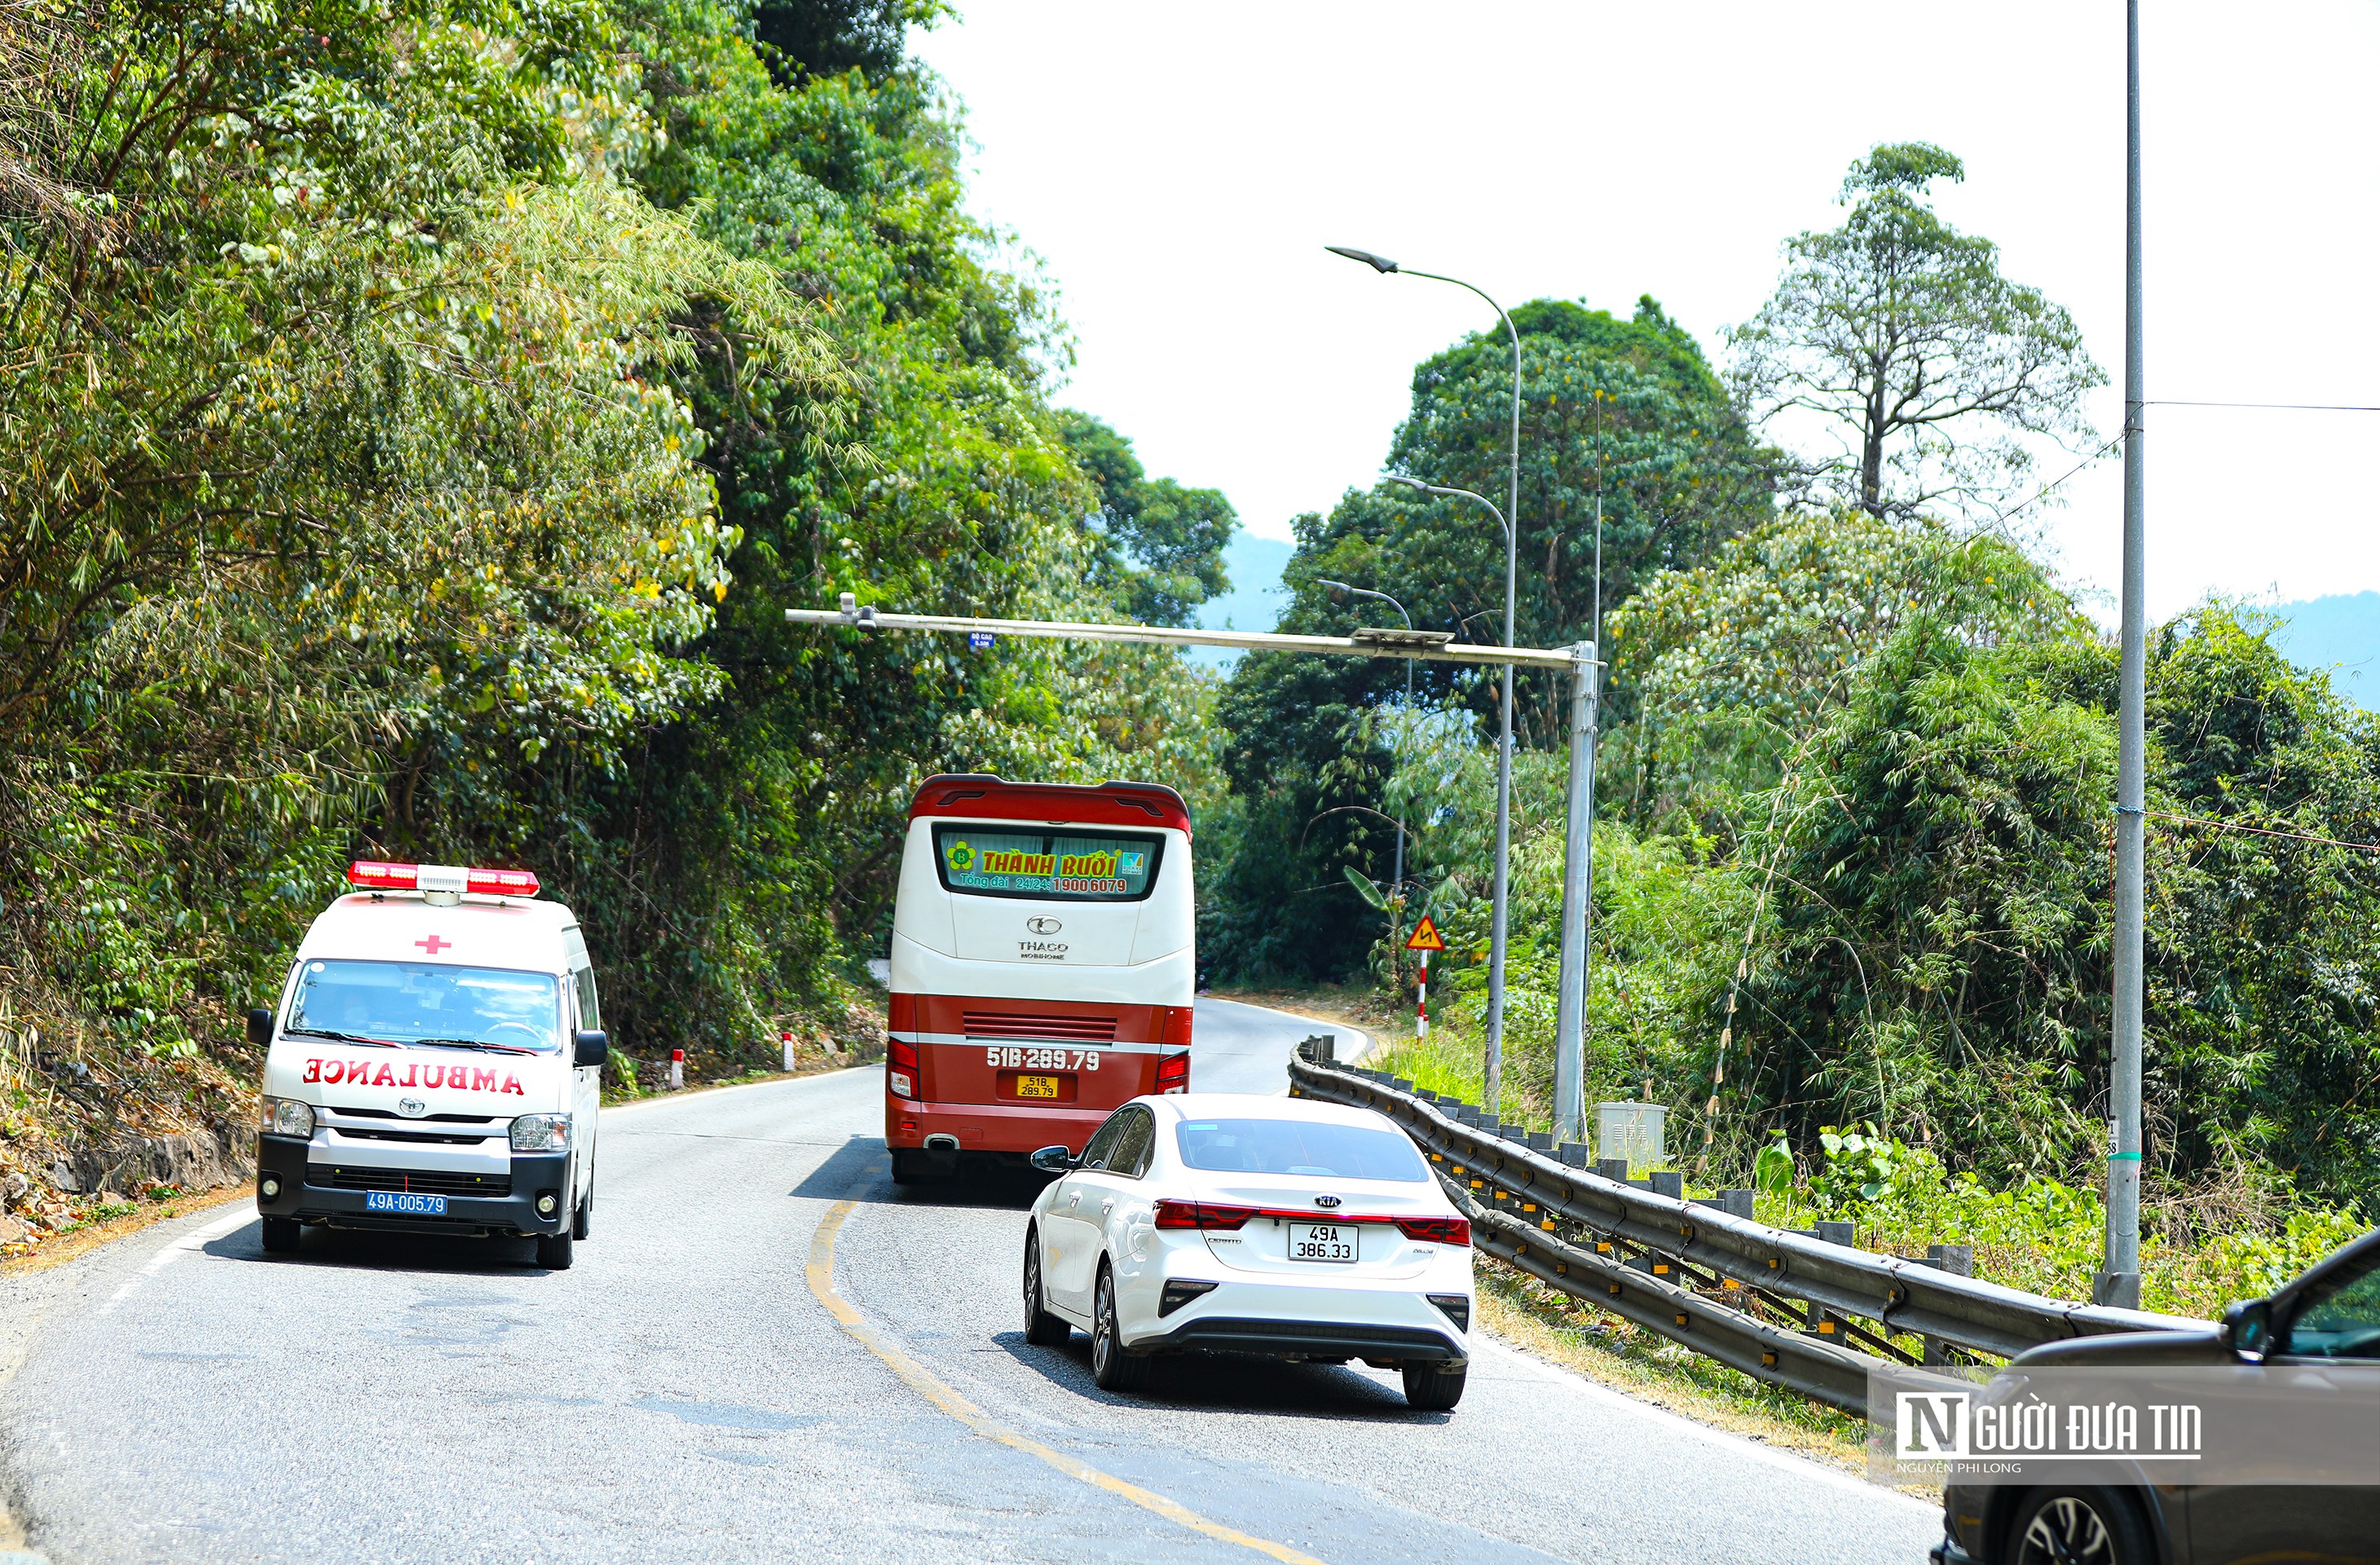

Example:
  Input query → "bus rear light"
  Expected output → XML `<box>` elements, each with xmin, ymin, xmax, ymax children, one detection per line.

<box><xmin>1159</xmin><ymin>1006</ymin><xmax>1195</xmax><ymax>1045</ymax></box>
<box><xmin>347</xmin><ymin>862</ymin><xmax>540</xmax><ymax>897</ymax></box>
<box><xmin>1153</xmin><ymin>1199</ymin><xmax>1253</xmax><ymax>1231</ymax></box>
<box><xmin>1156</xmin><ymin>1051</ymin><xmax>1189</xmax><ymax>1094</ymax></box>
<box><xmin>888</xmin><ymin>1040</ymin><xmax>919</xmax><ymax>1100</ymax></box>
<box><xmin>1395</xmin><ymin>1215</ymin><xmax>1471</xmax><ymax>1246</ymax></box>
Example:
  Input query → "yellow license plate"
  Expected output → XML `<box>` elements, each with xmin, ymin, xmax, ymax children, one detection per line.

<box><xmin>1016</xmin><ymin>1074</ymin><xmax>1062</xmax><ymax>1100</ymax></box>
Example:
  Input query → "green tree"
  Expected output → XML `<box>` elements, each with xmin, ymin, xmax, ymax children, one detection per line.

<box><xmin>1727</xmin><ymin>143</ymin><xmax>2105</xmax><ymax>521</ymax></box>
<box><xmin>1205</xmin><ymin>297</ymin><xmax>1771</xmax><ymax>980</ymax></box>
<box><xmin>1058</xmin><ymin>412</ymin><xmax>1236</xmax><ymax>628</ymax></box>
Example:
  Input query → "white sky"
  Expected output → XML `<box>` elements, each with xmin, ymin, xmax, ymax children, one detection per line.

<box><xmin>912</xmin><ymin>1</ymin><xmax>2380</xmax><ymax>622</ymax></box>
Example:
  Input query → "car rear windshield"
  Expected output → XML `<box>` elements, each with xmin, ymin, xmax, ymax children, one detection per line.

<box><xmin>932</xmin><ymin>823</ymin><xmax>1163</xmax><ymax>902</ymax></box>
<box><xmin>288</xmin><ymin>959</ymin><xmax>562</xmax><ymax>1051</ymax></box>
<box><xmin>1175</xmin><ymin>1118</ymin><xmax>1428</xmax><ymax>1182</ymax></box>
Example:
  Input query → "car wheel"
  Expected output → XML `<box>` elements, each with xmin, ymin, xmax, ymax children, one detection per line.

<box><xmin>536</xmin><ymin>1227</ymin><xmax>575</xmax><ymax>1270</ymax></box>
<box><xmin>261</xmin><ymin>1216</ymin><xmax>302</xmax><ymax>1254</ymax></box>
<box><xmin>1090</xmin><ymin>1263</ymin><xmax>1152</xmax><ymax>1393</ymax></box>
<box><xmin>2004</xmin><ymin>1488</ymin><xmax>2152</xmax><ymax>1565</ymax></box>
<box><xmin>1401</xmin><ymin>1362</ymin><xmax>1466</xmax><ymax>1411</ymax></box>
<box><xmin>1022</xmin><ymin>1229</ymin><xmax>1069</xmax><ymax>1346</ymax></box>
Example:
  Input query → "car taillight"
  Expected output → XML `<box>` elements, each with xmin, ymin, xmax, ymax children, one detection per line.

<box><xmin>888</xmin><ymin>1039</ymin><xmax>918</xmax><ymax>1100</ymax></box>
<box><xmin>1395</xmin><ymin>1215</ymin><xmax>1471</xmax><ymax>1246</ymax></box>
<box><xmin>1156</xmin><ymin>1050</ymin><xmax>1189</xmax><ymax>1094</ymax></box>
<box><xmin>1153</xmin><ymin>1199</ymin><xmax>1254</xmax><ymax>1231</ymax></box>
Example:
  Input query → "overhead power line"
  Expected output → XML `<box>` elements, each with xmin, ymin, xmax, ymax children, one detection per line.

<box><xmin>2149</xmin><ymin>399</ymin><xmax>2380</xmax><ymax>412</ymax></box>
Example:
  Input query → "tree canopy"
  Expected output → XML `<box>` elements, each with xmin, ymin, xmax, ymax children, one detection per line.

<box><xmin>1727</xmin><ymin>143</ymin><xmax>2106</xmax><ymax>521</ymax></box>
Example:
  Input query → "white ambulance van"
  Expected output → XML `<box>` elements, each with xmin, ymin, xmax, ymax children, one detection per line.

<box><xmin>249</xmin><ymin>861</ymin><xmax>607</xmax><ymax>1268</ymax></box>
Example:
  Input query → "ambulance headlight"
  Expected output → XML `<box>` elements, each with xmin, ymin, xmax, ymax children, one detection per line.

<box><xmin>261</xmin><ymin>1097</ymin><xmax>315</xmax><ymax>1139</ymax></box>
<box><xmin>509</xmin><ymin>1113</ymin><xmax>570</xmax><ymax>1153</ymax></box>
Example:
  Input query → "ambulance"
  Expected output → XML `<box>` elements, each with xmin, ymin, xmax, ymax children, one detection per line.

<box><xmin>250</xmin><ymin>861</ymin><xmax>607</xmax><ymax>1267</ymax></box>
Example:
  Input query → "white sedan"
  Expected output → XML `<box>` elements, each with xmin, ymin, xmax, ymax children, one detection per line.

<box><xmin>1021</xmin><ymin>1091</ymin><xmax>1475</xmax><ymax>1409</ymax></box>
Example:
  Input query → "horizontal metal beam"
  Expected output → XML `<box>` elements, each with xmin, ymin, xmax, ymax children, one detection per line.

<box><xmin>1289</xmin><ymin>1055</ymin><xmax>2204</xmax><ymax>1369</ymax></box>
<box><xmin>783</xmin><ymin>604</ymin><xmax>1584</xmax><ymax>671</ymax></box>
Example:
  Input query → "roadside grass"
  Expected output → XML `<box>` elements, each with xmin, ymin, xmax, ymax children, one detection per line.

<box><xmin>1471</xmin><ymin>1259</ymin><xmax>1880</xmax><ymax>1474</ymax></box>
<box><xmin>0</xmin><ymin>1179</ymin><xmax>253</xmax><ymax>1277</ymax></box>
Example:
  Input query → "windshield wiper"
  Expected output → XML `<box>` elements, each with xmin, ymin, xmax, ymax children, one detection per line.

<box><xmin>412</xmin><ymin>1038</ymin><xmax>540</xmax><ymax>1055</ymax></box>
<box><xmin>282</xmin><ymin>1028</ymin><xmax>399</xmax><ymax>1047</ymax></box>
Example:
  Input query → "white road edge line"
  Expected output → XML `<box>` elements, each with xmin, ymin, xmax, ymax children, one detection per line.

<box><xmin>1471</xmin><ymin>1337</ymin><xmax>1937</xmax><ymax>1513</ymax></box>
<box><xmin>604</xmin><ymin>1066</ymin><xmax>870</xmax><ymax>1117</ymax></box>
<box><xmin>97</xmin><ymin>1208</ymin><xmax>254</xmax><ymax>1316</ymax></box>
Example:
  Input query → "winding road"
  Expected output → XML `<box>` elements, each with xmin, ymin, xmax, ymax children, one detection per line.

<box><xmin>0</xmin><ymin>998</ymin><xmax>1937</xmax><ymax>1564</ymax></box>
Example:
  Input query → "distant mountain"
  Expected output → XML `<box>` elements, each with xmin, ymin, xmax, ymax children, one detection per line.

<box><xmin>1185</xmin><ymin>532</ymin><xmax>1294</xmax><ymax>668</ymax></box>
<box><xmin>2268</xmin><ymin>593</ymin><xmax>2378</xmax><ymax>710</ymax></box>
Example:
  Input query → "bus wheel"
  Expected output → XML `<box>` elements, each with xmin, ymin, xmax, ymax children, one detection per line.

<box><xmin>1023</xmin><ymin>1229</ymin><xmax>1069</xmax><ymax>1346</ymax></box>
<box><xmin>890</xmin><ymin>1149</ymin><xmax>930</xmax><ymax>1184</ymax></box>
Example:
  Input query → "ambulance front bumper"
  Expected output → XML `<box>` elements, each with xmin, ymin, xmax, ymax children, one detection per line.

<box><xmin>255</xmin><ymin>1135</ymin><xmax>571</xmax><ymax>1236</ymax></box>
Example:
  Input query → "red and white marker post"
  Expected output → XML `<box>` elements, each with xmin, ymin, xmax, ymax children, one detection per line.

<box><xmin>1405</xmin><ymin>915</ymin><xmax>1446</xmax><ymax>1041</ymax></box>
<box><xmin>669</xmin><ymin>1047</ymin><xmax>685</xmax><ymax>1090</ymax></box>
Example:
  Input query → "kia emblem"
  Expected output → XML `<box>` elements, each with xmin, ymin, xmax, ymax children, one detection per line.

<box><xmin>1026</xmin><ymin>916</ymin><xmax>1063</xmax><ymax>936</ymax></box>
<box><xmin>397</xmin><ymin>1097</ymin><xmax>427</xmax><ymax>1118</ymax></box>
<box><xmin>1314</xmin><ymin>1194</ymin><xmax>1342</xmax><ymax>1209</ymax></box>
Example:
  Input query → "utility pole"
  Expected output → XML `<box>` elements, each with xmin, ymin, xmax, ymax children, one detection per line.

<box><xmin>2100</xmin><ymin>0</ymin><xmax>2147</xmax><ymax>1312</ymax></box>
<box><xmin>1551</xmin><ymin>642</ymin><xmax>1598</xmax><ymax>1144</ymax></box>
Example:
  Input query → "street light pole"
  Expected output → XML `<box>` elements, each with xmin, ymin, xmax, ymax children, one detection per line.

<box><xmin>1314</xmin><ymin>578</ymin><xmax>1415</xmax><ymax>903</ymax></box>
<box><xmin>1383</xmin><ymin>474</ymin><xmax>1515</xmax><ymax>1112</ymax></box>
<box><xmin>1330</xmin><ymin>246</ymin><xmax>1523</xmax><ymax>1118</ymax></box>
<box><xmin>2100</xmin><ymin>0</ymin><xmax>2147</xmax><ymax>1312</ymax></box>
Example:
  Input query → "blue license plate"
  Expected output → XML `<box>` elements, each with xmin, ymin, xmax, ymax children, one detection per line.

<box><xmin>364</xmin><ymin>1191</ymin><xmax>447</xmax><ymax>1216</ymax></box>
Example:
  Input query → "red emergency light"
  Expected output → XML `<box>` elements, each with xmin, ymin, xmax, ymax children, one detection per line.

<box><xmin>347</xmin><ymin>861</ymin><xmax>541</xmax><ymax>897</ymax></box>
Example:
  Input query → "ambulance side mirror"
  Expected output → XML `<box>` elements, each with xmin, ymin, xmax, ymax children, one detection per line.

<box><xmin>573</xmin><ymin>1029</ymin><xmax>610</xmax><ymax>1069</ymax></box>
<box><xmin>245</xmin><ymin>1007</ymin><xmax>275</xmax><ymax>1047</ymax></box>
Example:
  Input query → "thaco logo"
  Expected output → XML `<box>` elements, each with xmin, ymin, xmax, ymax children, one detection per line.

<box><xmin>1025</xmin><ymin>916</ymin><xmax>1063</xmax><ymax>936</ymax></box>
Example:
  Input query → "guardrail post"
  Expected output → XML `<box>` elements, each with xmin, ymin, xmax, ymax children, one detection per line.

<box><xmin>1921</xmin><ymin>1244</ymin><xmax>1977</xmax><ymax>1364</ymax></box>
<box><xmin>1649</xmin><ymin>1170</ymin><xmax>1683</xmax><ymax>1200</ymax></box>
<box><xmin>1558</xmin><ymin>1142</ymin><xmax>1589</xmax><ymax>1169</ymax></box>
<box><xmin>1595</xmin><ymin>1157</ymin><xmax>1629</xmax><ymax>1183</ymax></box>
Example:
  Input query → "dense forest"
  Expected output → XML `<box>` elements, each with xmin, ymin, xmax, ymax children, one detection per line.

<box><xmin>1</xmin><ymin>0</ymin><xmax>2373</xmax><ymax>1267</ymax></box>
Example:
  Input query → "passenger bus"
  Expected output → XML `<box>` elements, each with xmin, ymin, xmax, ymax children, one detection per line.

<box><xmin>886</xmin><ymin>774</ymin><xmax>1194</xmax><ymax>1182</ymax></box>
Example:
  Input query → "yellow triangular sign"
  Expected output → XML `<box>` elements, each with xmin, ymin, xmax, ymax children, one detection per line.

<box><xmin>1404</xmin><ymin>915</ymin><xmax>1446</xmax><ymax>952</ymax></box>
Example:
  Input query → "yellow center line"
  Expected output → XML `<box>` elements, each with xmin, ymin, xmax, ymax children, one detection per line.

<box><xmin>804</xmin><ymin>1197</ymin><xmax>1332</xmax><ymax>1565</ymax></box>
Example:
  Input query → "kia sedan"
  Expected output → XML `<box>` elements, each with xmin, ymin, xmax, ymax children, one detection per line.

<box><xmin>1021</xmin><ymin>1092</ymin><xmax>1474</xmax><ymax>1409</ymax></box>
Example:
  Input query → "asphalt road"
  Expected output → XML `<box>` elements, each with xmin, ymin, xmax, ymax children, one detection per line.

<box><xmin>0</xmin><ymin>997</ymin><xmax>1938</xmax><ymax>1564</ymax></box>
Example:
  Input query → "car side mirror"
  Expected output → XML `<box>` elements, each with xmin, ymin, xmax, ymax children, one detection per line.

<box><xmin>1027</xmin><ymin>1144</ymin><xmax>1076</xmax><ymax>1174</ymax></box>
<box><xmin>2223</xmin><ymin>1297</ymin><xmax>2272</xmax><ymax>1360</ymax></box>
<box><xmin>245</xmin><ymin>1007</ymin><xmax>275</xmax><ymax>1047</ymax></box>
<box><xmin>573</xmin><ymin>1029</ymin><xmax>610</xmax><ymax>1069</ymax></box>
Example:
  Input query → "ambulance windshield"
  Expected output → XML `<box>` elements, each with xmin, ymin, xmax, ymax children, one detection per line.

<box><xmin>287</xmin><ymin>960</ymin><xmax>562</xmax><ymax>1052</ymax></box>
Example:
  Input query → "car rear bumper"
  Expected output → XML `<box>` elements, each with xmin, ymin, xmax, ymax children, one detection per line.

<box><xmin>255</xmin><ymin>1135</ymin><xmax>571</xmax><ymax>1236</ymax></box>
<box><xmin>1135</xmin><ymin>1314</ymin><xmax>1466</xmax><ymax>1365</ymax></box>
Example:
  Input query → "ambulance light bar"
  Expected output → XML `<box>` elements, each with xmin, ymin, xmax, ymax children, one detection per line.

<box><xmin>348</xmin><ymin>862</ymin><xmax>541</xmax><ymax>897</ymax></box>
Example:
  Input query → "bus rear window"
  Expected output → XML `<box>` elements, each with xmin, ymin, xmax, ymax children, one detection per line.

<box><xmin>932</xmin><ymin>824</ymin><xmax>1164</xmax><ymax>902</ymax></box>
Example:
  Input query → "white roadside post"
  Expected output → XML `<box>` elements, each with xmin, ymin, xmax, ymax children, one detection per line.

<box><xmin>786</xmin><ymin>597</ymin><xmax>1597</xmax><ymax>1110</ymax></box>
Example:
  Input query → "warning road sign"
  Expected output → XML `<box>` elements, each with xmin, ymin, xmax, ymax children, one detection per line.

<box><xmin>1404</xmin><ymin>915</ymin><xmax>1445</xmax><ymax>953</ymax></box>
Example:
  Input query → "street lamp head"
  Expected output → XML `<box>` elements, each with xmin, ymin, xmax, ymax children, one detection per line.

<box><xmin>1325</xmin><ymin>245</ymin><xmax>1398</xmax><ymax>274</ymax></box>
<box><xmin>1313</xmin><ymin>577</ymin><xmax>1353</xmax><ymax>596</ymax></box>
<box><xmin>1384</xmin><ymin>474</ymin><xmax>1430</xmax><ymax>494</ymax></box>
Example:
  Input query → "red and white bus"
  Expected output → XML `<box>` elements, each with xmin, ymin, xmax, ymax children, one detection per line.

<box><xmin>885</xmin><ymin>774</ymin><xmax>1194</xmax><ymax>1181</ymax></box>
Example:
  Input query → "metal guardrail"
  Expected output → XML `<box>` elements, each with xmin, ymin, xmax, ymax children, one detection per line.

<box><xmin>1288</xmin><ymin>1044</ymin><xmax>2205</xmax><ymax>1417</ymax></box>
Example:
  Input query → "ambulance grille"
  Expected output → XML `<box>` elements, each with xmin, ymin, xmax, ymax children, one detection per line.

<box><xmin>963</xmin><ymin>1011</ymin><xmax>1118</xmax><ymax>1042</ymax></box>
<box><xmin>308</xmin><ymin>1165</ymin><xmax>513</xmax><ymax>1198</ymax></box>
<box><xmin>334</xmin><ymin>1126</ymin><xmax>496</xmax><ymax>1146</ymax></box>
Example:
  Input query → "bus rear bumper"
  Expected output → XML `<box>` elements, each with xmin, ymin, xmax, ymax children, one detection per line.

<box><xmin>886</xmin><ymin>1096</ymin><xmax>1114</xmax><ymax>1155</ymax></box>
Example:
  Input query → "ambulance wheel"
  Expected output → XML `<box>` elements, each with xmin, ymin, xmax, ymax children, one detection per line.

<box><xmin>572</xmin><ymin>1188</ymin><xmax>592</xmax><ymax>1241</ymax></box>
<box><xmin>536</xmin><ymin>1227</ymin><xmax>575</xmax><ymax>1270</ymax></box>
<box><xmin>261</xmin><ymin>1216</ymin><xmax>301</xmax><ymax>1254</ymax></box>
